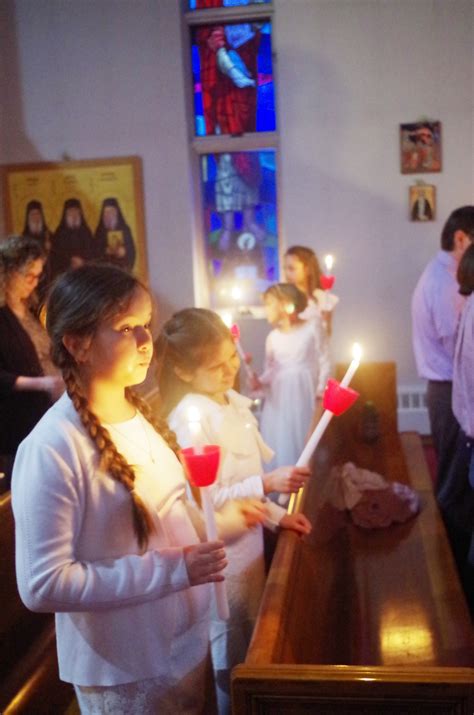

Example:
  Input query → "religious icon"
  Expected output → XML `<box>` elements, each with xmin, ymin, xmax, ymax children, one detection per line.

<box><xmin>3</xmin><ymin>156</ymin><xmax>147</xmax><ymax>289</ymax></box>
<box><xmin>409</xmin><ymin>184</ymin><xmax>436</xmax><ymax>222</ymax></box>
<box><xmin>400</xmin><ymin>121</ymin><xmax>442</xmax><ymax>174</ymax></box>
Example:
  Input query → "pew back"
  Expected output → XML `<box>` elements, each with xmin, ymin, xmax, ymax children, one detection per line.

<box><xmin>232</xmin><ymin>363</ymin><xmax>474</xmax><ymax>713</ymax></box>
<box><xmin>0</xmin><ymin>492</ymin><xmax>75</xmax><ymax>714</ymax></box>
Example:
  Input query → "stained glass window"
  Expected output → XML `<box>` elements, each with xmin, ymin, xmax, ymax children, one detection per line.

<box><xmin>188</xmin><ymin>0</ymin><xmax>271</xmax><ymax>10</ymax></box>
<box><xmin>191</xmin><ymin>20</ymin><xmax>275</xmax><ymax>136</ymax></box>
<box><xmin>200</xmin><ymin>150</ymin><xmax>278</xmax><ymax>309</ymax></box>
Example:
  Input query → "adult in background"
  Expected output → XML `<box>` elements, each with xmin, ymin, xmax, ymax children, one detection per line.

<box><xmin>0</xmin><ymin>236</ymin><xmax>63</xmax><ymax>487</ymax></box>
<box><xmin>438</xmin><ymin>243</ymin><xmax>474</xmax><ymax>616</ymax></box>
<box><xmin>411</xmin><ymin>206</ymin><xmax>474</xmax><ymax>493</ymax></box>
<box><xmin>94</xmin><ymin>197</ymin><xmax>136</xmax><ymax>271</ymax></box>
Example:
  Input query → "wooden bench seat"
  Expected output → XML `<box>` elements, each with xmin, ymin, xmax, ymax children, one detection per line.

<box><xmin>232</xmin><ymin>363</ymin><xmax>474</xmax><ymax>713</ymax></box>
<box><xmin>0</xmin><ymin>491</ymin><xmax>75</xmax><ymax>714</ymax></box>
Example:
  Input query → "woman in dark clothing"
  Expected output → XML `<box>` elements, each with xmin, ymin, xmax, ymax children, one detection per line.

<box><xmin>0</xmin><ymin>236</ymin><xmax>63</xmax><ymax>487</ymax></box>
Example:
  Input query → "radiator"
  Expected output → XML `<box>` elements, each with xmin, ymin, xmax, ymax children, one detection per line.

<box><xmin>397</xmin><ymin>384</ymin><xmax>430</xmax><ymax>434</ymax></box>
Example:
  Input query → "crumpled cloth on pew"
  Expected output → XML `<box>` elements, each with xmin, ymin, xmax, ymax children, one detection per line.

<box><xmin>327</xmin><ymin>462</ymin><xmax>420</xmax><ymax>529</ymax></box>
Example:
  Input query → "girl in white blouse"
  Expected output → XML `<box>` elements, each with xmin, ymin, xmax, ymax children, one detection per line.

<box><xmin>155</xmin><ymin>308</ymin><xmax>311</xmax><ymax>714</ymax></box>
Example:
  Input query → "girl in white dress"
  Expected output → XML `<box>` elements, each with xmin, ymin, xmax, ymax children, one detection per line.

<box><xmin>256</xmin><ymin>283</ymin><xmax>329</xmax><ymax>468</ymax></box>
<box><xmin>155</xmin><ymin>308</ymin><xmax>311</xmax><ymax>714</ymax></box>
<box><xmin>12</xmin><ymin>265</ymin><xmax>234</xmax><ymax>715</ymax></box>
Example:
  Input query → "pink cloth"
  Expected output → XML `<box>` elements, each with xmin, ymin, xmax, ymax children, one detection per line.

<box><xmin>334</xmin><ymin>462</ymin><xmax>420</xmax><ymax>529</ymax></box>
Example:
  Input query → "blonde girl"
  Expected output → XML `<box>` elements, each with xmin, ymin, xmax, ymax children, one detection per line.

<box><xmin>155</xmin><ymin>307</ymin><xmax>311</xmax><ymax>714</ymax></box>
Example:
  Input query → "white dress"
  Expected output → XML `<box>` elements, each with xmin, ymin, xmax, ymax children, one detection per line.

<box><xmin>169</xmin><ymin>390</ymin><xmax>286</xmax><ymax>715</ymax></box>
<box><xmin>259</xmin><ymin>319</ymin><xmax>325</xmax><ymax>468</ymax></box>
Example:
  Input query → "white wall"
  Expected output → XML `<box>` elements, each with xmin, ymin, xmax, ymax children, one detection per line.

<box><xmin>274</xmin><ymin>0</ymin><xmax>474</xmax><ymax>384</ymax></box>
<box><xmin>1</xmin><ymin>0</ymin><xmax>473</xmax><ymax>386</ymax></box>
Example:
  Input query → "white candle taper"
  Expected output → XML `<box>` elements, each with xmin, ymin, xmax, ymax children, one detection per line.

<box><xmin>286</xmin><ymin>342</ymin><xmax>363</xmax><ymax>513</ymax></box>
<box><xmin>340</xmin><ymin>342</ymin><xmax>362</xmax><ymax>388</ymax></box>
<box><xmin>187</xmin><ymin>406</ymin><xmax>203</xmax><ymax>455</ymax></box>
<box><xmin>200</xmin><ymin>487</ymin><xmax>230</xmax><ymax>620</ymax></box>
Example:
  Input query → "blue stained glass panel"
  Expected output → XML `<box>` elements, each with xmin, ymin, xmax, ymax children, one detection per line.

<box><xmin>200</xmin><ymin>150</ymin><xmax>278</xmax><ymax>310</ymax></box>
<box><xmin>191</xmin><ymin>20</ymin><xmax>275</xmax><ymax>136</ymax></box>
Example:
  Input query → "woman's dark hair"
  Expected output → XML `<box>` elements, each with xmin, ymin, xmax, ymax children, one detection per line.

<box><xmin>0</xmin><ymin>235</ymin><xmax>47</xmax><ymax>307</ymax></box>
<box><xmin>457</xmin><ymin>243</ymin><xmax>474</xmax><ymax>296</ymax></box>
<box><xmin>285</xmin><ymin>245</ymin><xmax>322</xmax><ymax>295</ymax></box>
<box><xmin>154</xmin><ymin>308</ymin><xmax>232</xmax><ymax>417</ymax></box>
<box><xmin>440</xmin><ymin>206</ymin><xmax>474</xmax><ymax>251</ymax></box>
<box><xmin>263</xmin><ymin>282</ymin><xmax>308</xmax><ymax>317</ymax></box>
<box><xmin>46</xmin><ymin>264</ymin><xmax>178</xmax><ymax>550</ymax></box>
<box><xmin>0</xmin><ymin>234</ymin><xmax>46</xmax><ymax>272</ymax></box>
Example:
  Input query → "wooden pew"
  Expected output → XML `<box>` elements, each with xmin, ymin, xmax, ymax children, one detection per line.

<box><xmin>232</xmin><ymin>362</ymin><xmax>474</xmax><ymax>713</ymax></box>
<box><xmin>0</xmin><ymin>491</ymin><xmax>75</xmax><ymax>714</ymax></box>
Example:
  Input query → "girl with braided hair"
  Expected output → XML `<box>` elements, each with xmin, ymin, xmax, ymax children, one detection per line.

<box><xmin>11</xmin><ymin>264</ymin><xmax>234</xmax><ymax>714</ymax></box>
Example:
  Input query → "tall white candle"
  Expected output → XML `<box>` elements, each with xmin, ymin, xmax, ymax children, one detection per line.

<box><xmin>187</xmin><ymin>406</ymin><xmax>203</xmax><ymax>455</ymax></box>
<box><xmin>340</xmin><ymin>342</ymin><xmax>362</xmax><ymax>388</ymax></box>
<box><xmin>201</xmin><ymin>487</ymin><xmax>230</xmax><ymax>620</ymax></box>
<box><xmin>287</xmin><ymin>343</ymin><xmax>362</xmax><ymax>513</ymax></box>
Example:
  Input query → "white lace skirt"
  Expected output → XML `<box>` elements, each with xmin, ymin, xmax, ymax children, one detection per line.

<box><xmin>74</xmin><ymin>657</ymin><xmax>214</xmax><ymax>715</ymax></box>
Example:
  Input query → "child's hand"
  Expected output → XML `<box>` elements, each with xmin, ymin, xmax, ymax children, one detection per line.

<box><xmin>183</xmin><ymin>541</ymin><xmax>227</xmax><ymax>586</ymax></box>
<box><xmin>262</xmin><ymin>466</ymin><xmax>310</xmax><ymax>494</ymax></box>
<box><xmin>238</xmin><ymin>498</ymin><xmax>269</xmax><ymax>528</ymax></box>
<box><xmin>279</xmin><ymin>513</ymin><xmax>312</xmax><ymax>536</ymax></box>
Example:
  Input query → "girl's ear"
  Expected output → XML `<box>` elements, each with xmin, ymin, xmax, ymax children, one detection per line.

<box><xmin>173</xmin><ymin>365</ymin><xmax>194</xmax><ymax>383</ymax></box>
<box><xmin>62</xmin><ymin>334</ymin><xmax>92</xmax><ymax>364</ymax></box>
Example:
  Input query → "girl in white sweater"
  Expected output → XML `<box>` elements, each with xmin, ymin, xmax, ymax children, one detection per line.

<box><xmin>12</xmin><ymin>265</ymin><xmax>233</xmax><ymax>714</ymax></box>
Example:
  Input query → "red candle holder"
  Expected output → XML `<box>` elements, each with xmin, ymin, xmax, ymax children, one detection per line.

<box><xmin>320</xmin><ymin>274</ymin><xmax>335</xmax><ymax>291</ymax></box>
<box><xmin>180</xmin><ymin>445</ymin><xmax>221</xmax><ymax>487</ymax></box>
<box><xmin>323</xmin><ymin>378</ymin><xmax>359</xmax><ymax>416</ymax></box>
<box><xmin>230</xmin><ymin>323</ymin><xmax>240</xmax><ymax>340</ymax></box>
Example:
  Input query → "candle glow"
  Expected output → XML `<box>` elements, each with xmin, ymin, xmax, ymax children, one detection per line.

<box><xmin>187</xmin><ymin>406</ymin><xmax>203</xmax><ymax>454</ymax></box>
<box><xmin>340</xmin><ymin>342</ymin><xmax>363</xmax><ymax>388</ymax></box>
<box><xmin>324</xmin><ymin>254</ymin><xmax>334</xmax><ymax>272</ymax></box>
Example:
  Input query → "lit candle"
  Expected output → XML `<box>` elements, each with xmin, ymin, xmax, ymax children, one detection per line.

<box><xmin>187</xmin><ymin>405</ymin><xmax>203</xmax><ymax>455</ymax></box>
<box><xmin>340</xmin><ymin>342</ymin><xmax>362</xmax><ymax>388</ymax></box>
<box><xmin>286</xmin><ymin>344</ymin><xmax>362</xmax><ymax>513</ymax></box>
<box><xmin>324</xmin><ymin>254</ymin><xmax>334</xmax><ymax>273</ymax></box>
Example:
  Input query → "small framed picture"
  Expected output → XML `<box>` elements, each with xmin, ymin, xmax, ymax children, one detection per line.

<box><xmin>400</xmin><ymin>121</ymin><xmax>442</xmax><ymax>174</ymax></box>
<box><xmin>409</xmin><ymin>184</ymin><xmax>436</xmax><ymax>222</ymax></box>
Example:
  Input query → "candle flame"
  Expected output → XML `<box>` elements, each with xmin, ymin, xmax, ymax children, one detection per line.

<box><xmin>324</xmin><ymin>254</ymin><xmax>334</xmax><ymax>271</ymax></box>
<box><xmin>352</xmin><ymin>342</ymin><xmax>363</xmax><ymax>362</ymax></box>
<box><xmin>187</xmin><ymin>406</ymin><xmax>201</xmax><ymax>423</ymax></box>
